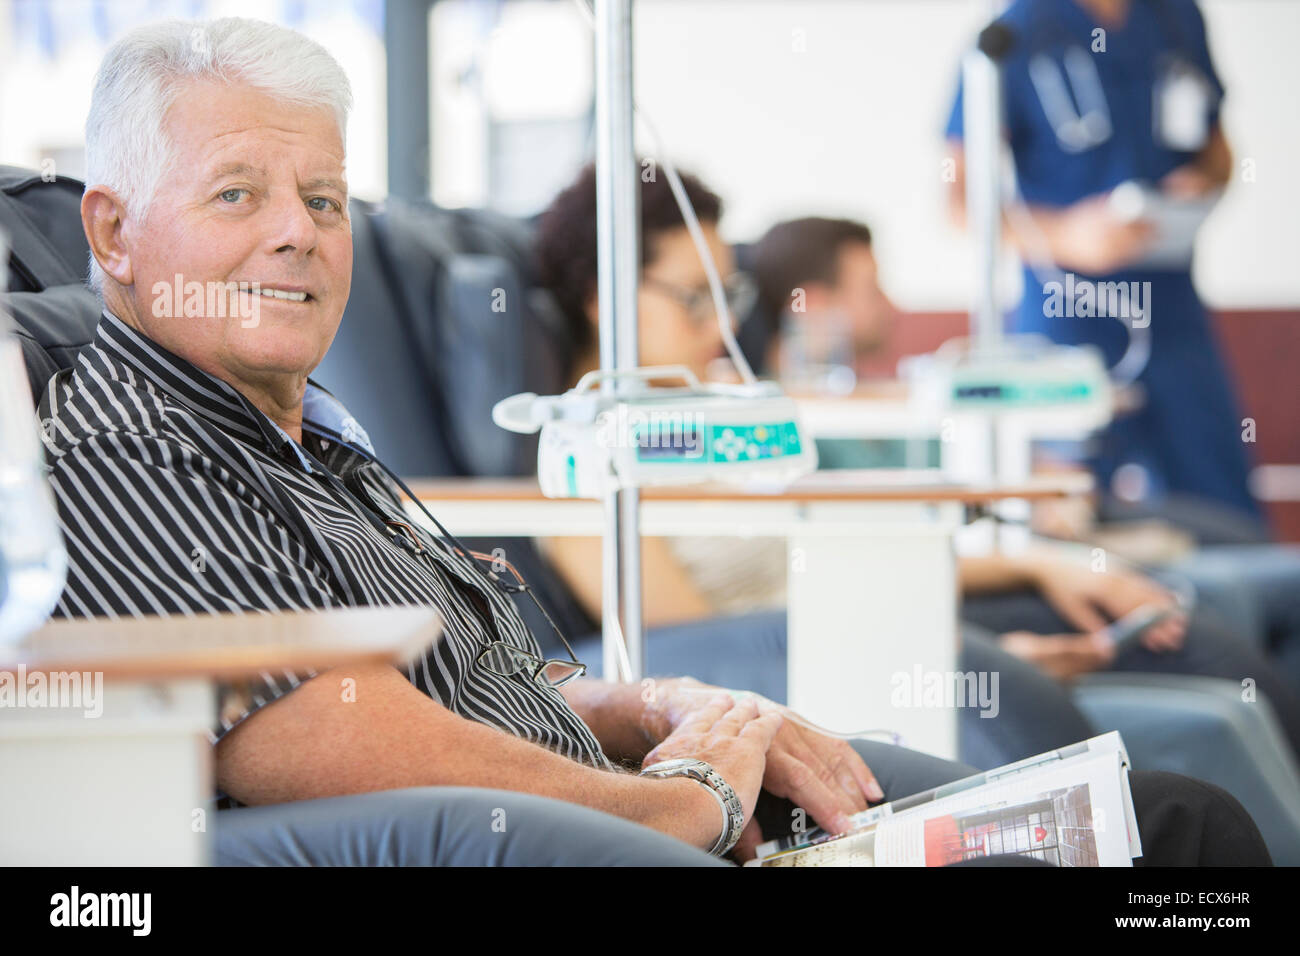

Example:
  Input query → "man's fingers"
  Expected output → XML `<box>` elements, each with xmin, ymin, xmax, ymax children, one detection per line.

<box><xmin>673</xmin><ymin>693</ymin><xmax>735</xmax><ymax>736</ymax></box>
<box><xmin>713</xmin><ymin>695</ymin><xmax>761</xmax><ymax>734</ymax></box>
<box><xmin>789</xmin><ymin>723</ymin><xmax>874</xmax><ymax>811</ymax></box>
<box><xmin>763</xmin><ymin>749</ymin><xmax>855</xmax><ymax>835</ymax></box>
<box><xmin>738</xmin><ymin>709</ymin><xmax>784</xmax><ymax>749</ymax></box>
<box><xmin>838</xmin><ymin>745</ymin><xmax>885</xmax><ymax>804</ymax></box>
<box><xmin>771</xmin><ymin>726</ymin><xmax>862</xmax><ymax>817</ymax></box>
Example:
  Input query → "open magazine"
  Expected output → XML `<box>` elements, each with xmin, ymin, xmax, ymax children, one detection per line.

<box><xmin>748</xmin><ymin>732</ymin><xmax>1141</xmax><ymax>867</ymax></box>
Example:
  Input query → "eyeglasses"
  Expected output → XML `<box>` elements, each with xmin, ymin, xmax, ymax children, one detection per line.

<box><xmin>465</xmin><ymin>550</ymin><xmax>588</xmax><ymax>688</ymax></box>
<box><xmin>642</xmin><ymin>272</ymin><xmax>757</xmax><ymax>327</ymax></box>
<box><xmin>306</xmin><ymin>430</ymin><xmax>590</xmax><ymax>691</ymax></box>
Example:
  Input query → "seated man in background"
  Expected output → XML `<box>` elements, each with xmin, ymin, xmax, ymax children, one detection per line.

<box><xmin>41</xmin><ymin>16</ymin><xmax>1268</xmax><ymax>866</ymax></box>
<box><xmin>751</xmin><ymin>215</ymin><xmax>1300</xmax><ymax>706</ymax></box>
<box><xmin>531</xmin><ymin>170</ymin><xmax>1300</xmax><ymax>766</ymax></box>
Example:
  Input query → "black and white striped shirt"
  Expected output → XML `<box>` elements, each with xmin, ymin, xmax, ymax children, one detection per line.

<box><xmin>41</xmin><ymin>311</ymin><xmax>610</xmax><ymax>770</ymax></box>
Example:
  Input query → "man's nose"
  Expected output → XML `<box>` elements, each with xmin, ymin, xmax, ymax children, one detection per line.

<box><xmin>264</xmin><ymin>190</ymin><xmax>318</xmax><ymax>257</ymax></box>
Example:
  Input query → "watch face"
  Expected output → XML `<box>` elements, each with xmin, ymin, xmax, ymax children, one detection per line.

<box><xmin>646</xmin><ymin>758</ymin><xmax>700</xmax><ymax>774</ymax></box>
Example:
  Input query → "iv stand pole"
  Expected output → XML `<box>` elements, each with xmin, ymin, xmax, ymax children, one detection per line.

<box><xmin>963</xmin><ymin>14</ymin><xmax>1011</xmax><ymax>355</ymax></box>
<box><xmin>595</xmin><ymin>0</ymin><xmax>645</xmax><ymax>683</ymax></box>
<box><xmin>963</xmin><ymin>13</ymin><xmax>1025</xmax><ymax>546</ymax></box>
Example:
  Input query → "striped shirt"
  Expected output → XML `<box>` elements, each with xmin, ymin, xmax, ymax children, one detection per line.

<box><xmin>40</xmin><ymin>311</ymin><xmax>611</xmax><ymax>771</ymax></box>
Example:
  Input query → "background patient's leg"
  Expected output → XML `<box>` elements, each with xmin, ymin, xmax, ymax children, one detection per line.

<box><xmin>958</xmin><ymin>626</ymin><xmax>1098</xmax><ymax>769</ymax></box>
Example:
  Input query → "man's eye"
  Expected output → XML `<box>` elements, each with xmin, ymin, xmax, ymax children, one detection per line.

<box><xmin>307</xmin><ymin>196</ymin><xmax>341</xmax><ymax>213</ymax></box>
<box><xmin>218</xmin><ymin>188</ymin><xmax>248</xmax><ymax>203</ymax></box>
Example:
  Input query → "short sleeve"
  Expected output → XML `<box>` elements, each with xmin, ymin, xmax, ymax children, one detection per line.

<box><xmin>1180</xmin><ymin>0</ymin><xmax>1226</xmax><ymax>123</ymax></box>
<box><xmin>1190</xmin><ymin>1</ymin><xmax>1222</xmax><ymax>121</ymax></box>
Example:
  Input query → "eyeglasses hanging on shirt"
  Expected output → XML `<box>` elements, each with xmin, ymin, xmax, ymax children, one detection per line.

<box><xmin>294</xmin><ymin>422</ymin><xmax>589</xmax><ymax>689</ymax></box>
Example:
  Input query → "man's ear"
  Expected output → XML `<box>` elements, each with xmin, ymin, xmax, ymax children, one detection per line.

<box><xmin>82</xmin><ymin>185</ymin><xmax>134</xmax><ymax>288</ymax></box>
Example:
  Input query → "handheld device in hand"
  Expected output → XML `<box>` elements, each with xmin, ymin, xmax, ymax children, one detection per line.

<box><xmin>1103</xmin><ymin>604</ymin><xmax>1178</xmax><ymax>650</ymax></box>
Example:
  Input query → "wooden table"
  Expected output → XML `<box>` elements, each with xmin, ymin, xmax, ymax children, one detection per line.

<box><xmin>405</xmin><ymin>472</ymin><xmax>1090</xmax><ymax>760</ymax></box>
<box><xmin>0</xmin><ymin>606</ymin><xmax>442</xmax><ymax>865</ymax></box>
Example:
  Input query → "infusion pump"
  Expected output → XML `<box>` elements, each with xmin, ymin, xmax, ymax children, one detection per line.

<box><xmin>492</xmin><ymin>366</ymin><xmax>819</xmax><ymax>499</ymax></box>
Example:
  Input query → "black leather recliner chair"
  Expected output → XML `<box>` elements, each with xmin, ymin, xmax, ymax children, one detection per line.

<box><xmin>1</xmin><ymin>165</ymin><xmax>594</xmax><ymax>644</ymax></box>
<box><xmin>2</xmin><ymin>166</ymin><xmax>101</xmax><ymax>397</ymax></box>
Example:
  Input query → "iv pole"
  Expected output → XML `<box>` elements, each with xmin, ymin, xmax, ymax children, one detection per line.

<box><xmin>963</xmin><ymin>12</ymin><xmax>1029</xmax><ymax>546</ymax></box>
<box><xmin>963</xmin><ymin>14</ymin><xmax>1013</xmax><ymax>355</ymax></box>
<box><xmin>594</xmin><ymin>0</ymin><xmax>644</xmax><ymax>683</ymax></box>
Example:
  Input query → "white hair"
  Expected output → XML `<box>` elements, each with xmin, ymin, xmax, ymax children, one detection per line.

<box><xmin>84</xmin><ymin>17</ymin><xmax>353</xmax><ymax>292</ymax></box>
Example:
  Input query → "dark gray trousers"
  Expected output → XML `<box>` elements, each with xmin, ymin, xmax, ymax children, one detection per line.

<box><xmin>214</xmin><ymin>736</ymin><xmax>1269</xmax><ymax>866</ymax></box>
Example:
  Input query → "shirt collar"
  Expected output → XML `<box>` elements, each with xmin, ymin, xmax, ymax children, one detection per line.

<box><xmin>94</xmin><ymin>310</ymin><xmax>369</xmax><ymax>473</ymax></box>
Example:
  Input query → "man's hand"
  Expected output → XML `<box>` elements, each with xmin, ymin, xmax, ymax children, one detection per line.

<box><xmin>645</xmin><ymin>679</ymin><xmax>883</xmax><ymax>843</ymax></box>
<box><xmin>642</xmin><ymin>694</ymin><xmax>782</xmax><ymax>844</ymax></box>
<box><xmin>1031</xmin><ymin>559</ymin><xmax>1186</xmax><ymax>653</ymax></box>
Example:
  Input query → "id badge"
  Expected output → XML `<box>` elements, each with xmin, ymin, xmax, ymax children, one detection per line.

<box><xmin>1153</xmin><ymin>61</ymin><xmax>1211</xmax><ymax>152</ymax></box>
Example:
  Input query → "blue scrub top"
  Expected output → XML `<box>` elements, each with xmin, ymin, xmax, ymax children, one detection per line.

<box><xmin>945</xmin><ymin>0</ymin><xmax>1259</xmax><ymax>520</ymax></box>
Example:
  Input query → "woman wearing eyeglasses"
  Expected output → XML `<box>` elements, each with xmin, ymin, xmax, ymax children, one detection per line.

<box><xmin>531</xmin><ymin>162</ymin><xmax>1107</xmax><ymax>768</ymax></box>
<box><xmin>529</xmin><ymin>162</ymin><xmax>1300</xmax><ymax>789</ymax></box>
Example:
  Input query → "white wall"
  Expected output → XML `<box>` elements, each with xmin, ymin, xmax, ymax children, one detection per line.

<box><xmin>2</xmin><ymin>0</ymin><xmax>1294</xmax><ymax>309</ymax></box>
<box><xmin>0</xmin><ymin>0</ymin><xmax>388</xmax><ymax>199</ymax></box>
<box><xmin>631</xmin><ymin>0</ymin><xmax>1300</xmax><ymax>310</ymax></box>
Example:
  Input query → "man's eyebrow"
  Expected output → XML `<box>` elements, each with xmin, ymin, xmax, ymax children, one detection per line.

<box><xmin>207</xmin><ymin>162</ymin><xmax>264</xmax><ymax>183</ymax></box>
<box><xmin>301</xmin><ymin>177</ymin><xmax>348</xmax><ymax>194</ymax></box>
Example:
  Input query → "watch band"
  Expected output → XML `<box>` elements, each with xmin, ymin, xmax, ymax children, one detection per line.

<box><xmin>640</xmin><ymin>758</ymin><xmax>745</xmax><ymax>856</ymax></box>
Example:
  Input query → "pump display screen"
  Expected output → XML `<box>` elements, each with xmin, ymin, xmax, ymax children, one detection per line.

<box><xmin>634</xmin><ymin>421</ymin><xmax>802</xmax><ymax>464</ymax></box>
<box><xmin>635</xmin><ymin>426</ymin><xmax>704</xmax><ymax>460</ymax></box>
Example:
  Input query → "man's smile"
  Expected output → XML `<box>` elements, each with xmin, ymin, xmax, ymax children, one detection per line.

<box><xmin>242</xmin><ymin>284</ymin><xmax>315</xmax><ymax>303</ymax></box>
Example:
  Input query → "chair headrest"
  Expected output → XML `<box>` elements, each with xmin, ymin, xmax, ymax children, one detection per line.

<box><xmin>7</xmin><ymin>285</ymin><xmax>102</xmax><ymax>403</ymax></box>
<box><xmin>1</xmin><ymin>165</ymin><xmax>90</xmax><ymax>293</ymax></box>
<box><xmin>1</xmin><ymin>166</ymin><xmax>98</xmax><ymax>401</ymax></box>
<box><xmin>314</xmin><ymin>197</ymin><xmax>569</xmax><ymax>477</ymax></box>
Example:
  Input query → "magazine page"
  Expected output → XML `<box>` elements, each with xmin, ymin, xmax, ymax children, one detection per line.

<box><xmin>755</xmin><ymin>731</ymin><xmax>1132</xmax><ymax>860</ymax></box>
<box><xmin>750</xmin><ymin>732</ymin><xmax>1138</xmax><ymax>867</ymax></box>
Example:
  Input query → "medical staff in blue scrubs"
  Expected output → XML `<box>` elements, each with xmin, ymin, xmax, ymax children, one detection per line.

<box><xmin>945</xmin><ymin>0</ymin><xmax>1260</xmax><ymax>523</ymax></box>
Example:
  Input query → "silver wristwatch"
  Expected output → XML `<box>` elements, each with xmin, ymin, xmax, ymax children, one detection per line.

<box><xmin>640</xmin><ymin>758</ymin><xmax>746</xmax><ymax>857</ymax></box>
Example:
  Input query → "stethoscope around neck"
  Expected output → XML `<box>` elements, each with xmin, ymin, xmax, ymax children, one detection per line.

<box><xmin>1022</xmin><ymin>0</ymin><xmax>1201</xmax><ymax>154</ymax></box>
<box><xmin>1028</xmin><ymin>45</ymin><xmax>1113</xmax><ymax>152</ymax></box>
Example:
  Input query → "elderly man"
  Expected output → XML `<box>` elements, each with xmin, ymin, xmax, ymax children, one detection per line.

<box><xmin>42</xmin><ymin>17</ymin><xmax>1267</xmax><ymax>866</ymax></box>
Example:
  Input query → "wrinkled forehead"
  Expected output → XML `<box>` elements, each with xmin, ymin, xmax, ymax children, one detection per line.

<box><xmin>161</xmin><ymin>79</ymin><xmax>347</xmax><ymax>187</ymax></box>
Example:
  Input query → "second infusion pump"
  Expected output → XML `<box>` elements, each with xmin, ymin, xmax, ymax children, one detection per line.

<box><xmin>493</xmin><ymin>367</ymin><xmax>819</xmax><ymax>499</ymax></box>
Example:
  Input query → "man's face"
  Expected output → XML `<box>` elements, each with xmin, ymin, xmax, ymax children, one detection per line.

<box><xmin>124</xmin><ymin>80</ymin><xmax>351</xmax><ymax>388</ymax></box>
<box><xmin>826</xmin><ymin>241</ymin><xmax>895</xmax><ymax>353</ymax></box>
